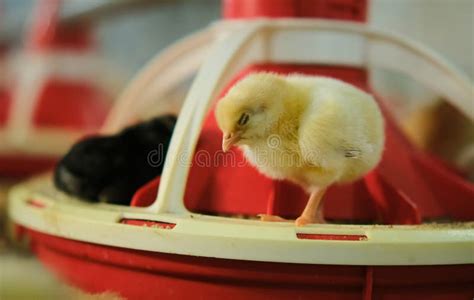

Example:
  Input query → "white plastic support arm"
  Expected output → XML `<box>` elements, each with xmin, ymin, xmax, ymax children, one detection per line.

<box><xmin>148</xmin><ymin>21</ymin><xmax>266</xmax><ymax>214</ymax></box>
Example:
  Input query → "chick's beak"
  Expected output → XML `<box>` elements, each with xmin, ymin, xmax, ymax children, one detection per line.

<box><xmin>222</xmin><ymin>132</ymin><xmax>241</xmax><ymax>152</ymax></box>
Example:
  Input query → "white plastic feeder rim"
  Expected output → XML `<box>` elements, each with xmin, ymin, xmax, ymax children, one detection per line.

<box><xmin>10</xmin><ymin>20</ymin><xmax>474</xmax><ymax>266</ymax></box>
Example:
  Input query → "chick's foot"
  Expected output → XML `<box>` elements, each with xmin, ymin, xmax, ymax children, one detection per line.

<box><xmin>295</xmin><ymin>214</ymin><xmax>325</xmax><ymax>226</ymax></box>
<box><xmin>258</xmin><ymin>214</ymin><xmax>288</xmax><ymax>222</ymax></box>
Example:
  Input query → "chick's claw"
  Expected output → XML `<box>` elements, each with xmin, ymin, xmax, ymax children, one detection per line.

<box><xmin>258</xmin><ymin>214</ymin><xmax>288</xmax><ymax>222</ymax></box>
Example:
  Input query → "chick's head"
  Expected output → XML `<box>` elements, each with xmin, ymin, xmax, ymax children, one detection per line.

<box><xmin>215</xmin><ymin>72</ymin><xmax>287</xmax><ymax>152</ymax></box>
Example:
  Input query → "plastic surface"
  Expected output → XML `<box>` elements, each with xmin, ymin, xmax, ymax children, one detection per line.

<box><xmin>223</xmin><ymin>0</ymin><xmax>368</xmax><ymax>22</ymax></box>
<box><xmin>32</xmin><ymin>78</ymin><xmax>109</xmax><ymax>130</ymax></box>
<box><xmin>23</xmin><ymin>228</ymin><xmax>474</xmax><ymax>300</ymax></box>
<box><xmin>0</xmin><ymin>155</ymin><xmax>57</xmax><ymax>178</ymax></box>
<box><xmin>0</xmin><ymin>89</ymin><xmax>10</xmax><ymax>127</ymax></box>
<box><xmin>28</xmin><ymin>0</ymin><xmax>94</xmax><ymax>51</ymax></box>
<box><xmin>9</xmin><ymin>175</ymin><xmax>474</xmax><ymax>266</ymax></box>
<box><xmin>0</xmin><ymin>46</ymin><xmax>9</xmax><ymax>127</ymax></box>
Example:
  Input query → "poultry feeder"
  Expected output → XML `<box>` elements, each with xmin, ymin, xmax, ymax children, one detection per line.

<box><xmin>0</xmin><ymin>42</ymin><xmax>8</xmax><ymax>140</ymax></box>
<box><xmin>9</xmin><ymin>0</ymin><xmax>474</xmax><ymax>299</ymax></box>
<box><xmin>0</xmin><ymin>0</ymin><xmax>115</xmax><ymax>177</ymax></box>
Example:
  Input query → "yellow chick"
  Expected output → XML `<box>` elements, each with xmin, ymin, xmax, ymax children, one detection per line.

<box><xmin>215</xmin><ymin>72</ymin><xmax>385</xmax><ymax>226</ymax></box>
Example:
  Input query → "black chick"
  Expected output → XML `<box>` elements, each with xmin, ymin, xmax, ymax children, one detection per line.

<box><xmin>54</xmin><ymin>115</ymin><xmax>176</xmax><ymax>205</ymax></box>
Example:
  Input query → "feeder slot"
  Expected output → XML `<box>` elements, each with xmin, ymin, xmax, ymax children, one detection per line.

<box><xmin>296</xmin><ymin>233</ymin><xmax>367</xmax><ymax>241</ymax></box>
<box><xmin>120</xmin><ymin>218</ymin><xmax>176</xmax><ymax>229</ymax></box>
<box><xmin>26</xmin><ymin>199</ymin><xmax>46</xmax><ymax>208</ymax></box>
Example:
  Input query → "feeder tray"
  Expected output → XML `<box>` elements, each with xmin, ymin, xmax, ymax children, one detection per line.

<box><xmin>8</xmin><ymin>4</ymin><xmax>474</xmax><ymax>300</ymax></box>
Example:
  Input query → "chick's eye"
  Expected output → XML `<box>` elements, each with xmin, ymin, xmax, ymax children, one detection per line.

<box><xmin>237</xmin><ymin>113</ymin><xmax>250</xmax><ymax>126</ymax></box>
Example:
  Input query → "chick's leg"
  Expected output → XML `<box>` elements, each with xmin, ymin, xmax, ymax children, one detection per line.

<box><xmin>295</xmin><ymin>187</ymin><xmax>327</xmax><ymax>226</ymax></box>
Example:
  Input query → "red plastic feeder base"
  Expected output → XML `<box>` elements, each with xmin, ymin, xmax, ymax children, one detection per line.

<box><xmin>25</xmin><ymin>228</ymin><xmax>474</xmax><ymax>300</ymax></box>
<box><xmin>0</xmin><ymin>154</ymin><xmax>57</xmax><ymax>178</ymax></box>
